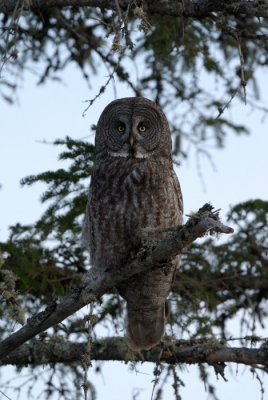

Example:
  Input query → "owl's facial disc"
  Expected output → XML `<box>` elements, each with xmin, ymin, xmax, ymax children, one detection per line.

<box><xmin>103</xmin><ymin>107</ymin><xmax>162</xmax><ymax>159</ymax></box>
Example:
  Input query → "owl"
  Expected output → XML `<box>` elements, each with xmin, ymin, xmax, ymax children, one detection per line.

<box><xmin>82</xmin><ymin>97</ymin><xmax>183</xmax><ymax>351</ymax></box>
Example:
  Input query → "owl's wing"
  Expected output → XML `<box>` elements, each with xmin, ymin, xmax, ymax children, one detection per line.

<box><xmin>81</xmin><ymin>195</ymin><xmax>91</xmax><ymax>251</ymax></box>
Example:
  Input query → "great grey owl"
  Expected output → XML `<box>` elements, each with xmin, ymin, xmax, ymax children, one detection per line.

<box><xmin>82</xmin><ymin>97</ymin><xmax>183</xmax><ymax>351</ymax></box>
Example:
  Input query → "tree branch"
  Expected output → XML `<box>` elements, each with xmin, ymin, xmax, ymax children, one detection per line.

<box><xmin>1</xmin><ymin>0</ymin><xmax>268</xmax><ymax>19</ymax></box>
<box><xmin>0</xmin><ymin>203</ymin><xmax>233</xmax><ymax>361</ymax></box>
<box><xmin>173</xmin><ymin>273</ymin><xmax>268</xmax><ymax>296</ymax></box>
<box><xmin>2</xmin><ymin>337</ymin><xmax>268</xmax><ymax>368</ymax></box>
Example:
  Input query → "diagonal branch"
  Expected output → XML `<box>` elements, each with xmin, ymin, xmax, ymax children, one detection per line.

<box><xmin>0</xmin><ymin>203</ymin><xmax>233</xmax><ymax>361</ymax></box>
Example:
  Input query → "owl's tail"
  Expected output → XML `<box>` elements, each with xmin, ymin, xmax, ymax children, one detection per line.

<box><xmin>125</xmin><ymin>302</ymin><xmax>168</xmax><ymax>351</ymax></box>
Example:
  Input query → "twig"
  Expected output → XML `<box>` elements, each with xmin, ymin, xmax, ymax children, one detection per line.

<box><xmin>79</xmin><ymin>54</ymin><xmax>121</xmax><ymax>114</ymax></box>
<box><xmin>238</xmin><ymin>41</ymin><xmax>247</xmax><ymax>105</ymax></box>
<box><xmin>82</xmin><ymin>303</ymin><xmax>94</xmax><ymax>400</ymax></box>
<box><xmin>0</xmin><ymin>0</ymin><xmax>24</xmax><ymax>78</ymax></box>
<box><xmin>0</xmin><ymin>390</ymin><xmax>12</xmax><ymax>400</ymax></box>
<box><xmin>216</xmin><ymin>86</ymin><xmax>240</xmax><ymax>119</ymax></box>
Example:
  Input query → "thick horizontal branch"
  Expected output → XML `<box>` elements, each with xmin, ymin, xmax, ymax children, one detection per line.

<box><xmin>2</xmin><ymin>337</ymin><xmax>268</xmax><ymax>368</ymax></box>
<box><xmin>1</xmin><ymin>0</ymin><xmax>268</xmax><ymax>19</ymax></box>
<box><xmin>0</xmin><ymin>203</ymin><xmax>233</xmax><ymax>361</ymax></box>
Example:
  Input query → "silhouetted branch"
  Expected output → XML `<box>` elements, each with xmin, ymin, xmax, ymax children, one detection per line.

<box><xmin>1</xmin><ymin>0</ymin><xmax>268</xmax><ymax>20</ymax></box>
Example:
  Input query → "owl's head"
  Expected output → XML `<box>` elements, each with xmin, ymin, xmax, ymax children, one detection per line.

<box><xmin>95</xmin><ymin>97</ymin><xmax>172</xmax><ymax>162</ymax></box>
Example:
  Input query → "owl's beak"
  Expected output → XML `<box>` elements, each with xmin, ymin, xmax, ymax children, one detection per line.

<box><xmin>130</xmin><ymin>136</ymin><xmax>134</xmax><ymax>147</ymax></box>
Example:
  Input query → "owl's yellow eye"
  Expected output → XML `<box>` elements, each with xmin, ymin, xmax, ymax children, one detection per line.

<box><xmin>117</xmin><ymin>125</ymin><xmax>125</xmax><ymax>132</ymax></box>
<box><xmin>138</xmin><ymin>125</ymin><xmax>147</xmax><ymax>133</ymax></box>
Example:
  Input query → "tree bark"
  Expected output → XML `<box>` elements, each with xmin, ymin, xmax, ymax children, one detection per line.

<box><xmin>0</xmin><ymin>204</ymin><xmax>233</xmax><ymax>361</ymax></box>
<box><xmin>2</xmin><ymin>337</ymin><xmax>268</xmax><ymax>368</ymax></box>
<box><xmin>1</xmin><ymin>0</ymin><xmax>268</xmax><ymax>19</ymax></box>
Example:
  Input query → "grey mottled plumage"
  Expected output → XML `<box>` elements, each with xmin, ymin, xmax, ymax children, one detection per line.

<box><xmin>82</xmin><ymin>97</ymin><xmax>183</xmax><ymax>350</ymax></box>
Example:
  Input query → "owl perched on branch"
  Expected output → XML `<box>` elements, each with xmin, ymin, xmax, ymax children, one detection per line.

<box><xmin>82</xmin><ymin>97</ymin><xmax>183</xmax><ymax>350</ymax></box>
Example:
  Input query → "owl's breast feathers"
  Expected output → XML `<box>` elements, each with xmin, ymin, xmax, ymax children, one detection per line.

<box><xmin>87</xmin><ymin>156</ymin><xmax>183</xmax><ymax>271</ymax></box>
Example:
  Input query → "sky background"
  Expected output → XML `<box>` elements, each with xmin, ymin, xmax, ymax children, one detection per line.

<box><xmin>0</xmin><ymin>56</ymin><xmax>268</xmax><ymax>399</ymax></box>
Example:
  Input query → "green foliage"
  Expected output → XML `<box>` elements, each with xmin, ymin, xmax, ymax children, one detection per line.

<box><xmin>170</xmin><ymin>199</ymin><xmax>268</xmax><ymax>338</ymax></box>
<box><xmin>1</xmin><ymin>137</ymin><xmax>95</xmax><ymax>299</ymax></box>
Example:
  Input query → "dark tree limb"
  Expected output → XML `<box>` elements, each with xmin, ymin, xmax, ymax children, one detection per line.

<box><xmin>2</xmin><ymin>337</ymin><xmax>268</xmax><ymax>368</ymax></box>
<box><xmin>174</xmin><ymin>273</ymin><xmax>268</xmax><ymax>294</ymax></box>
<box><xmin>0</xmin><ymin>204</ymin><xmax>233</xmax><ymax>361</ymax></box>
<box><xmin>1</xmin><ymin>0</ymin><xmax>268</xmax><ymax>19</ymax></box>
